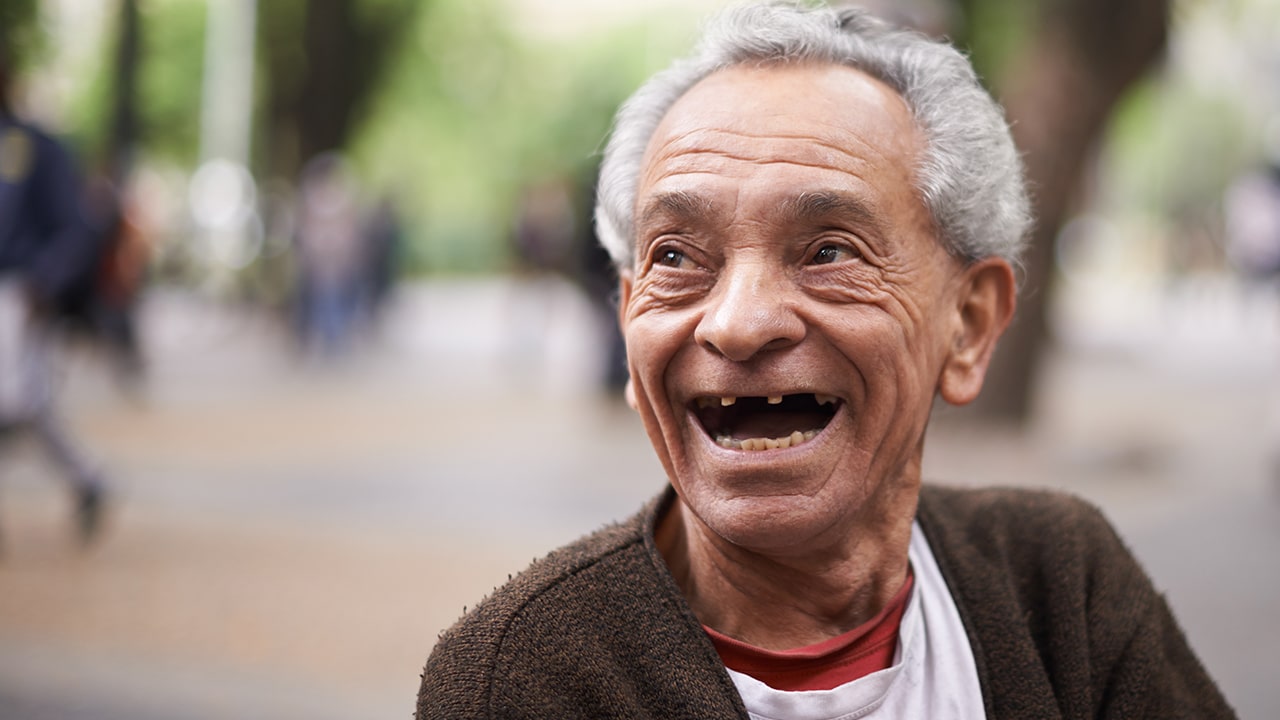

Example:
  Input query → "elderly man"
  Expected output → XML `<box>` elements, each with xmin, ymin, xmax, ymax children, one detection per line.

<box><xmin>418</xmin><ymin>4</ymin><xmax>1233</xmax><ymax>718</ymax></box>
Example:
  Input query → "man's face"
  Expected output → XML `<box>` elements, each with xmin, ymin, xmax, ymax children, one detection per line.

<box><xmin>620</xmin><ymin>63</ymin><xmax>971</xmax><ymax>554</ymax></box>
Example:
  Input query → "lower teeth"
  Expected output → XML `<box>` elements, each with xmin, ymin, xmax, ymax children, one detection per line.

<box><xmin>716</xmin><ymin>430</ymin><xmax>819</xmax><ymax>451</ymax></box>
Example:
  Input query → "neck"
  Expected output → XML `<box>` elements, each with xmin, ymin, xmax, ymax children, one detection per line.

<box><xmin>657</xmin><ymin>483</ymin><xmax>917</xmax><ymax>651</ymax></box>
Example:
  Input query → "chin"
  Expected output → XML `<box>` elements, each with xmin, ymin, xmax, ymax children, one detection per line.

<box><xmin>682</xmin><ymin>487</ymin><xmax>851</xmax><ymax>554</ymax></box>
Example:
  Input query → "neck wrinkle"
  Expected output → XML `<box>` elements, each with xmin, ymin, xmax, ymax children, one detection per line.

<box><xmin>657</xmin><ymin>491</ymin><xmax>916</xmax><ymax>652</ymax></box>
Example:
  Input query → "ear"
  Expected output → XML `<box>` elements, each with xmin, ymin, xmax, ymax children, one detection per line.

<box><xmin>617</xmin><ymin>271</ymin><xmax>639</xmax><ymax>411</ymax></box>
<box><xmin>616</xmin><ymin>270</ymin><xmax>634</xmax><ymax>329</ymax></box>
<box><xmin>938</xmin><ymin>258</ymin><xmax>1017</xmax><ymax>406</ymax></box>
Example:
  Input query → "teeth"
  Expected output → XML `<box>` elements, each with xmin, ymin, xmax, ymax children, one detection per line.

<box><xmin>715</xmin><ymin>429</ymin><xmax>819</xmax><ymax>452</ymax></box>
<box><xmin>698</xmin><ymin>394</ymin><xmax>822</xmax><ymax>407</ymax></box>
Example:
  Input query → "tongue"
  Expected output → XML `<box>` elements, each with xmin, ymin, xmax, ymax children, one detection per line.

<box><xmin>730</xmin><ymin>410</ymin><xmax>829</xmax><ymax>440</ymax></box>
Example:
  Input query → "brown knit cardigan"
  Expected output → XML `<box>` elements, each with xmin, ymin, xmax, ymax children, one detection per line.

<box><xmin>417</xmin><ymin>485</ymin><xmax>1235</xmax><ymax>719</ymax></box>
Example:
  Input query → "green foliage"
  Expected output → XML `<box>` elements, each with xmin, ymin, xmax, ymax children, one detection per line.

<box><xmin>1103</xmin><ymin>76</ymin><xmax>1252</xmax><ymax>218</ymax></box>
<box><xmin>0</xmin><ymin>0</ymin><xmax>43</xmax><ymax>73</ymax></box>
<box><xmin>63</xmin><ymin>0</ymin><xmax>206</xmax><ymax>167</ymax></box>
<box><xmin>1098</xmin><ymin>0</ymin><xmax>1276</xmax><ymax>233</ymax></box>
<box><xmin>41</xmin><ymin>0</ymin><xmax>713</xmax><ymax>275</ymax></box>
<box><xmin>350</xmin><ymin>0</ymin><xmax>705</xmax><ymax>274</ymax></box>
<box><xmin>135</xmin><ymin>0</ymin><xmax>206</xmax><ymax>165</ymax></box>
<box><xmin>955</xmin><ymin>0</ymin><xmax>1037</xmax><ymax>91</ymax></box>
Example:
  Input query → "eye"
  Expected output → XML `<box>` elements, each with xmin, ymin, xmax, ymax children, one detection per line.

<box><xmin>810</xmin><ymin>242</ymin><xmax>858</xmax><ymax>265</ymax></box>
<box><xmin>655</xmin><ymin>246</ymin><xmax>687</xmax><ymax>268</ymax></box>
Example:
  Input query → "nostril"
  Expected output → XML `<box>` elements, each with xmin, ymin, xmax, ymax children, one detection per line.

<box><xmin>700</xmin><ymin>337</ymin><xmax>726</xmax><ymax>359</ymax></box>
<box><xmin>695</xmin><ymin>310</ymin><xmax>805</xmax><ymax>362</ymax></box>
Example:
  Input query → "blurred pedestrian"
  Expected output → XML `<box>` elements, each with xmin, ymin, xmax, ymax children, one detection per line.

<box><xmin>362</xmin><ymin>195</ymin><xmax>403</xmax><ymax>323</ymax></box>
<box><xmin>507</xmin><ymin>177</ymin><xmax>576</xmax><ymax>371</ymax></box>
<box><xmin>1225</xmin><ymin>155</ymin><xmax>1280</xmax><ymax>281</ymax></box>
<box><xmin>568</xmin><ymin>165</ymin><xmax>628</xmax><ymax>395</ymax></box>
<box><xmin>1224</xmin><ymin>119</ymin><xmax>1280</xmax><ymax>486</ymax></box>
<box><xmin>81</xmin><ymin>169</ymin><xmax>148</xmax><ymax>387</ymax></box>
<box><xmin>0</xmin><ymin>41</ymin><xmax>108</xmax><ymax>544</ymax></box>
<box><xmin>293</xmin><ymin>153</ymin><xmax>367</xmax><ymax>360</ymax></box>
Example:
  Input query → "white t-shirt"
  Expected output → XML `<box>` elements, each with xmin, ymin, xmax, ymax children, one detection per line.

<box><xmin>726</xmin><ymin>521</ymin><xmax>986</xmax><ymax>720</ymax></box>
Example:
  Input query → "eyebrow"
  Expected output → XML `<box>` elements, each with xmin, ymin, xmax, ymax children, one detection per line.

<box><xmin>636</xmin><ymin>190</ymin><xmax>715</xmax><ymax>230</ymax></box>
<box><xmin>778</xmin><ymin>191</ymin><xmax>887</xmax><ymax>235</ymax></box>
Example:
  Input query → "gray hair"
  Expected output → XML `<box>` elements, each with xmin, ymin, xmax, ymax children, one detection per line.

<box><xmin>594</xmin><ymin>1</ymin><xmax>1030</xmax><ymax>270</ymax></box>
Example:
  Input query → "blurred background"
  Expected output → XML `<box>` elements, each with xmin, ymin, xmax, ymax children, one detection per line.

<box><xmin>0</xmin><ymin>0</ymin><xmax>1277</xmax><ymax>717</ymax></box>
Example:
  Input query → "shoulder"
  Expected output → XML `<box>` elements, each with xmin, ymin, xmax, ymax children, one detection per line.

<box><xmin>917</xmin><ymin>486</ymin><xmax>1158</xmax><ymax>711</ymax></box>
<box><xmin>915</xmin><ymin>484</ymin><xmax>1150</xmax><ymax>653</ymax></box>
<box><xmin>917</xmin><ymin>484</ymin><xmax>1123</xmax><ymax>564</ymax></box>
<box><xmin>0</xmin><ymin>123</ymin><xmax>36</xmax><ymax>185</ymax></box>
<box><xmin>916</xmin><ymin>488</ymin><xmax>1236</xmax><ymax>718</ymax></box>
<box><xmin>1</xmin><ymin>122</ymin><xmax>75</xmax><ymax>186</ymax></box>
<box><xmin>1</xmin><ymin>122</ymin><xmax>65</xmax><ymax>157</ymax></box>
<box><xmin>918</xmin><ymin>483</ymin><xmax>1106</xmax><ymax>524</ymax></box>
<box><xmin>419</xmin><ymin>491</ymin><xmax>712</xmax><ymax>717</ymax></box>
<box><xmin>424</xmin><ymin>505</ymin><xmax>651</xmax><ymax>664</ymax></box>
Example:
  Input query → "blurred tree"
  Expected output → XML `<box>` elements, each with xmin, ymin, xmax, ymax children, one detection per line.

<box><xmin>106</xmin><ymin>0</ymin><xmax>141</xmax><ymax>181</ymax></box>
<box><xmin>63</xmin><ymin>0</ymin><xmax>205</xmax><ymax>169</ymax></box>
<box><xmin>257</xmin><ymin>0</ymin><xmax>419</xmax><ymax>183</ymax></box>
<box><xmin>0</xmin><ymin>0</ymin><xmax>41</xmax><ymax>115</ymax></box>
<box><xmin>953</xmin><ymin>0</ymin><xmax>1172</xmax><ymax>422</ymax></box>
<box><xmin>352</xmin><ymin>0</ymin><xmax>704</xmax><ymax>274</ymax></box>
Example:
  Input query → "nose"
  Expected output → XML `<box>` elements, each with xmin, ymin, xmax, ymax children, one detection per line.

<box><xmin>694</xmin><ymin>260</ymin><xmax>805</xmax><ymax>362</ymax></box>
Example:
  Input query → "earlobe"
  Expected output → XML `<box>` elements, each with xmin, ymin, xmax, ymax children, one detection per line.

<box><xmin>624</xmin><ymin>378</ymin><xmax>639</xmax><ymax>410</ymax></box>
<box><xmin>938</xmin><ymin>258</ymin><xmax>1017</xmax><ymax>406</ymax></box>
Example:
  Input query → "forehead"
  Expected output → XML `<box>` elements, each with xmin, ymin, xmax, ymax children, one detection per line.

<box><xmin>636</xmin><ymin>62</ymin><xmax>924</xmax><ymax>227</ymax></box>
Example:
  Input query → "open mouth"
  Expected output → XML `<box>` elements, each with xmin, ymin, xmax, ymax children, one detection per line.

<box><xmin>692</xmin><ymin>394</ymin><xmax>841</xmax><ymax>452</ymax></box>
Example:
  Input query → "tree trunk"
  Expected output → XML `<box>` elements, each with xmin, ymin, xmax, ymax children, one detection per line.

<box><xmin>971</xmin><ymin>0</ymin><xmax>1170</xmax><ymax>422</ymax></box>
<box><xmin>107</xmin><ymin>0</ymin><xmax>141</xmax><ymax>181</ymax></box>
<box><xmin>258</xmin><ymin>0</ymin><xmax>414</xmax><ymax>183</ymax></box>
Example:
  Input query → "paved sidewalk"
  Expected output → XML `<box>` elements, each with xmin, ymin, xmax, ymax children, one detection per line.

<box><xmin>0</xmin><ymin>277</ymin><xmax>1276</xmax><ymax>718</ymax></box>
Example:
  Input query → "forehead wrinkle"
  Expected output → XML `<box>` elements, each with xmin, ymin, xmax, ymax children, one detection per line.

<box><xmin>649</xmin><ymin>127</ymin><xmax>896</xmax><ymax>176</ymax></box>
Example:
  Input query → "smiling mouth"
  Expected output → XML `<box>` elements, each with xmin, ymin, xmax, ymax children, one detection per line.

<box><xmin>692</xmin><ymin>394</ymin><xmax>841</xmax><ymax>452</ymax></box>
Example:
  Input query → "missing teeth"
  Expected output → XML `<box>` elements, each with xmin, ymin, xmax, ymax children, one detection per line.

<box><xmin>696</xmin><ymin>393</ymin><xmax>840</xmax><ymax>407</ymax></box>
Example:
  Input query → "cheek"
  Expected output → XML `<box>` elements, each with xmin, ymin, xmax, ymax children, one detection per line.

<box><xmin>623</xmin><ymin>293</ymin><xmax>701</xmax><ymax>376</ymax></box>
<box><xmin>625</xmin><ymin>318</ymin><xmax>674</xmax><ymax>380</ymax></box>
<box><xmin>820</xmin><ymin>305</ymin><xmax>940</xmax><ymax>408</ymax></box>
<box><xmin>622</xmin><ymin>311</ymin><xmax>688</xmax><ymax>433</ymax></box>
<box><xmin>622</xmin><ymin>314</ymin><xmax>696</xmax><ymax>480</ymax></box>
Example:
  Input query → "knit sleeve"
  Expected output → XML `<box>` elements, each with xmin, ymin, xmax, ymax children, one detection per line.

<box><xmin>417</xmin><ymin>613</ymin><xmax>502</xmax><ymax>719</ymax></box>
<box><xmin>416</xmin><ymin>490</ymin><xmax>747</xmax><ymax>719</ymax></box>
<box><xmin>916</xmin><ymin>485</ymin><xmax>1237</xmax><ymax>720</ymax></box>
<box><xmin>1081</xmin><ymin>512</ymin><xmax>1236</xmax><ymax>719</ymax></box>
